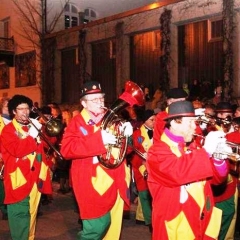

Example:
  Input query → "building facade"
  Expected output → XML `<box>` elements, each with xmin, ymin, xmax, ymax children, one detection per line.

<box><xmin>1</xmin><ymin>0</ymin><xmax>240</xmax><ymax>106</ymax></box>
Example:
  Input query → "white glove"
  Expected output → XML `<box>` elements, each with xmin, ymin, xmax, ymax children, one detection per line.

<box><xmin>214</xmin><ymin>142</ymin><xmax>233</xmax><ymax>159</ymax></box>
<box><xmin>195</xmin><ymin>108</ymin><xmax>205</xmax><ymax>116</ymax></box>
<box><xmin>203</xmin><ymin>131</ymin><xmax>226</xmax><ymax>155</ymax></box>
<box><xmin>101</xmin><ymin>130</ymin><xmax>117</xmax><ymax>145</ymax></box>
<box><xmin>119</xmin><ymin>122</ymin><xmax>133</xmax><ymax>137</ymax></box>
<box><xmin>28</xmin><ymin>119</ymin><xmax>42</xmax><ymax>138</ymax></box>
<box><xmin>30</xmin><ymin>118</ymin><xmax>42</xmax><ymax>130</ymax></box>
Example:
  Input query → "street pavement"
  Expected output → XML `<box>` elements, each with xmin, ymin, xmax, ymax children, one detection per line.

<box><xmin>0</xmin><ymin>182</ymin><xmax>151</xmax><ymax>240</ymax></box>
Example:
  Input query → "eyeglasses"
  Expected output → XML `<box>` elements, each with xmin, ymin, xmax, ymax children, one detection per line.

<box><xmin>16</xmin><ymin>107</ymin><xmax>30</xmax><ymax>111</ymax></box>
<box><xmin>148</xmin><ymin>118</ymin><xmax>155</xmax><ymax>122</ymax></box>
<box><xmin>86</xmin><ymin>97</ymin><xmax>104</xmax><ymax>103</ymax></box>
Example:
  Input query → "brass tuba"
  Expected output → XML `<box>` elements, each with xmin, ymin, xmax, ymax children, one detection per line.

<box><xmin>98</xmin><ymin>81</ymin><xmax>145</xmax><ymax>169</ymax></box>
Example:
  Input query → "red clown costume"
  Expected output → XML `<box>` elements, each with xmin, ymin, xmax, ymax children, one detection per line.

<box><xmin>61</xmin><ymin>108</ymin><xmax>130</xmax><ymax>219</ymax></box>
<box><xmin>1</xmin><ymin>95</ymin><xmax>52</xmax><ymax>240</ymax></box>
<box><xmin>60</xmin><ymin>80</ymin><xmax>144</xmax><ymax>240</ymax></box>
<box><xmin>146</xmin><ymin>100</ymin><xmax>228</xmax><ymax>240</ymax></box>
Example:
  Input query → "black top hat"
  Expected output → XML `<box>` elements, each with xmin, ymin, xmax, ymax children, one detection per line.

<box><xmin>164</xmin><ymin>100</ymin><xmax>196</xmax><ymax>120</ymax></box>
<box><xmin>80</xmin><ymin>81</ymin><xmax>103</xmax><ymax>98</ymax></box>
<box><xmin>143</xmin><ymin>109</ymin><xmax>155</xmax><ymax>122</ymax></box>
<box><xmin>166</xmin><ymin>88</ymin><xmax>188</xmax><ymax>99</ymax></box>
<box><xmin>215</xmin><ymin>102</ymin><xmax>233</xmax><ymax>113</ymax></box>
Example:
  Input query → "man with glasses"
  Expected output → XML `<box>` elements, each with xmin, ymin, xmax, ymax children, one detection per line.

<box><xmin>0</xmin><ymin>94</ymin><xmax>52</xmax><ymax>240</ymax></box>
<box><xmin>61</xmin><ymin>81</ymin><xmax>133</xmax><ymax>240</ymax></box>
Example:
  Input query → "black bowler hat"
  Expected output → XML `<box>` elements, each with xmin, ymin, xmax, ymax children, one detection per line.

<box><xmin>80</xmin><ymin>81</ymin><xmax>103</xmax><ymax>98</ymax></box>
<box><xmin>166</xmin><ymin>88</ymin><xmax>188</xmax><ymax>99</ymax></box>
<box><xmin>215</xmin><ymin>102</ymin><xmax>233</xmax><ymax>113</ymax></box>
<box><xmin>164</xmin><ymin>100</ymin><xmax>196</xmax><ymax>120</ymax></box>
<box><xmin>143</xmin><ymin>109</ymin><xmax>155</xmax><ymax>122</ymax></box>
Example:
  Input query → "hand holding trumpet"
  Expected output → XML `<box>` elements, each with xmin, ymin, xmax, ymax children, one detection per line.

<box><xmin>203</xmin><ymin>131</ymin><xmax>226</xmax><ymax>155</ymax></box>
<box><xmin>201</xmin><ymin>131</ymin><xmax>239</xmax><ymax>161</ymax></box>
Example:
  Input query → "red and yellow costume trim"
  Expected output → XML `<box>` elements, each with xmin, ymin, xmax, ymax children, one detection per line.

<box><xmin>146</xmin><ymin>128</ymin><xmax>227</xmax><ymax>239</ymax></box>
<box><xmin>60</xmin><ymin>108</ymin><xmax>130</xmax><ymax>219</ymax></box>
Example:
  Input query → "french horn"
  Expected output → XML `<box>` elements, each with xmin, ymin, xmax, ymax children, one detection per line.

<box><xmin>98</xmin><ymin>81</ymin><xmax>145</xmax><ymax>169</ymax></box>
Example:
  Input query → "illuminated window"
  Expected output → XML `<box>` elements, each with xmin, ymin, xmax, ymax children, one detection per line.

<box><xmin>0</xmin><ymin>63</ymin><xmax>9</xmax><ymax>89</ymax></box>
<box><xmin>15</xmin><ymin>51</ymin><xmax>36</xmax><ymax>87</ymax></box>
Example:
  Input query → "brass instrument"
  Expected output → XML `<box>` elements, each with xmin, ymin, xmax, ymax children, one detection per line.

<box><xmin>0</xmin><ymin>163</ymin><xmax>4</xmax><ymax>180</ymax></box>
<box><xmin>98</xmin><ymin>81</ymin><xmax>145</xmax><ymax>169</ymax></box>
<box><xmin>196</xmin><ymin>115</ymin><xmax>232</xmax><ymax>126</ymax></box>
<box><xmin>133</xmin><ymin>148</ymin><xmax>147</xmax><ymax>160</ymax></box>
<box><xmin>133</xmin><ymin>148</ymin><xmax>148</xmax><ymax>179</ymax></box>
<box><xmin>31</xmin><ymin>107</ymin><xmax>64</xmax><ymax>137</ymax></box>
<box><xmin>27</xmin><ymin>115</ymin><xmax>65</xmax><ymax>160</ymax></box>
<box><xmin>193</xmin><ymin>134</ymin><xmax>240</xmax><ymax>162</ymax></box>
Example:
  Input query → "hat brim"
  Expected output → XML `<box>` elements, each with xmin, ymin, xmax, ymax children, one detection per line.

<box><xmin>164</xmin><ymin>113</ymin><xmax>196</xmax><ymax>120</ymax></box>
<box><xmin>215</xmin><ymin>109</ymin><xmax>233</xmax><ymax>113</ymax></box>
<box><xmin>80</xmin><ymin>89</ymin><xmax>103</xmax><ymax>98</ymax></box>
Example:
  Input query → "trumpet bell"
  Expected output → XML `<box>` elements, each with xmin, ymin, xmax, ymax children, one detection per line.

<box><xmin>45</xmin><ymin>119</ymin><xmax>64</xmax><ymax>137</ymax></box>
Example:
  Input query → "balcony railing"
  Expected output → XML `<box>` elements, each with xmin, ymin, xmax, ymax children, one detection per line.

<box><xmin>0</xmin><ymin>37</ymin><xmax>14</xmax><ymax>52</ymax></box>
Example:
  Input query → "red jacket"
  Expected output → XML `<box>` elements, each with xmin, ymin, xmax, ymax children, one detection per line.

<box><xmin>1</xmin><ymin>121</ymin><xmax>52</xmax><ymax>204</ymax></box>
<box><xmin>60</xmin><ymin>109</ymin><xmax>130</xmax><ymax>219</ymax></box>
<box><xmin>131</xmin><ymin>125</ymin><xmax>152</xmax><ymax>191</ymax></box>
<box><xmin>147</xmin><ymin>128</ymin><xmax>228</xmax><ymax>240</ymax></box>
<box><xmin>153</xmin><ymin>110</ymin><xmax>167</xmax><ymax>142</ymax></box>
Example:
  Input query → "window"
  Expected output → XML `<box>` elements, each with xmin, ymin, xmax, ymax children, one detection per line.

<box><xmin>64</xmin><ymin>3</ymin><xmax>79</xmax><ymax>29</ymax></box>
<box><xmin>15</xmin><ymin>51</ymin><xmax>36</xmax><ymax>87</ymax></box>
<box><xmin>84</xmin><ymin>8</ymin><xmax>97</xmax><ymax>23</ymax></box>
<box><xmin>208</xmin><ymin>17</ymin><xmax>223</xmax><ymax>42</ymax></box>
<box><xmin>0</xmin><ymin>63</ymin><xmax>9</xmax><ymax>89</ymax></box>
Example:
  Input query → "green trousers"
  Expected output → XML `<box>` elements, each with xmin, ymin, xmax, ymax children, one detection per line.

<box><xmin>0</xmin><ymin>180</ymin><xmax>7</xmax><ymax>215</ymax></box>
<box><xmin>216</xmin><ymin>195</ymin><xmax>235</xmax><ymax>240</ymax></box>
<box><xmin>138</xmin><ymin>190</ymin><xmax>152</xmax><ymax>225</ymax></box>
<box><xmin>77</xmin><ymin>212</ymin><xmax>111</xmax><ymax>240</ymax></box>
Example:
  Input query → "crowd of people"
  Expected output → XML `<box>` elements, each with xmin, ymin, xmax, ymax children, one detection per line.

<box><xmin>0</xmin><ymin>80</ymin><xmax>240</xmax><ymax>240</ymax></box>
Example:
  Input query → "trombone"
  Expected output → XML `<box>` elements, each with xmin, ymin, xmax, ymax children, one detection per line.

<box><xmin>31</xmin><ymin>107</ymin><xmax>64</xmax><ymax>137</ymax></box>
<box><xmin>133</xmin><ymin>148</ymin><xmax>147</xmax><ymax>160</ymax></box>
<box><xmin>26</xmin><ymin>109</ymin><xmax>65</xmax><ymax>160</ymax></box>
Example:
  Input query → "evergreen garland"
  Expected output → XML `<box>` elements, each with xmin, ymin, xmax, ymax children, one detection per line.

<box><xmin>222</xmin><ymin>0</ymin><xmax>234</xmax><ymax>102</ymax></box>
<box><xmin>159</xmin><ymin>8</ymin><xmax>172</xmax><ymax>93</ymax></box>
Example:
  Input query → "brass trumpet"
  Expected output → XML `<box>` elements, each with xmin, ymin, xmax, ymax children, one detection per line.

<box><xmin>193</xmin><ymin>134</ymin><xmax>240</xmax><ymax>162</ymax></box>
<box><xmin>196</xmin><ymin>115</ymin><xmax>232</xmax><ymax>126</ymax></box>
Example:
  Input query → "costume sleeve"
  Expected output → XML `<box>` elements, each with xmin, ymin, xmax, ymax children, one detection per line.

<box><xmin>153</xmin><ymin>111</ymin><xmax>167</xmax><ymax>143</ymax></box>
<box><xmin>60</xmin><ymin>116</ymin><xmax>106</xmax><ymax>160</ymax></box>
<box><xmin>210</xmin><ymin>157</ymin><xmax>228</xmax><ymax>185</ymax></box>
<box><xmin>147</xmin><ymin>141</ymin><xmax>216</xmax><ymax>187</ymax></box>
<box><xmin>1</xmin><ymin>123</ymin><xmax>38</xmax><ymax>158</ymax></box>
